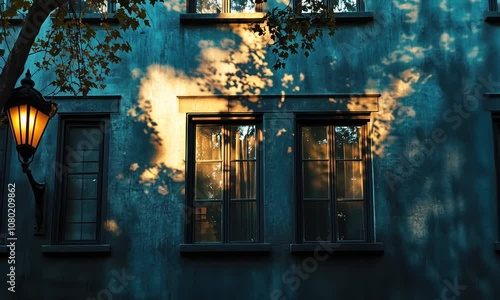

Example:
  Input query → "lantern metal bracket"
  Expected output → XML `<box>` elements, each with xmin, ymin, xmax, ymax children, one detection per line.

<box><xmin>21</xmin><ymin>163</ymin><xmax>45</xmax><ymax>236</ymax></box>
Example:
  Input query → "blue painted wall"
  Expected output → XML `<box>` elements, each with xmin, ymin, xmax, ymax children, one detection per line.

<box><xmin>1</xmin><ymin>0</ymin><xmax>500</xmax><ymax>299</ymax></box>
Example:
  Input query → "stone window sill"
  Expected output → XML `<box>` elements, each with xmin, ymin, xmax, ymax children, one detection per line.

<box><xmin>41</xmin><ymin>244</ymin><xmax>111</xmax><ymax>255</ymax></box>
<box><xmin>290</xmin><ymin>242</ymin><xmax>384</xmax><ymax>254</ymax></box>
<box><xmin>180</xmin><ymin>11</ymin><xmax>374</xmax><ymax>24</ymax></box>
<box><xmin>180</xmin><ymin>243</ymin><xmax>272</xmax><ymax>254</ymax></box>
<box><xmin>484</xmin><ymin>11</ymin><xmax>500</xmax><ymax>22</ymax></box>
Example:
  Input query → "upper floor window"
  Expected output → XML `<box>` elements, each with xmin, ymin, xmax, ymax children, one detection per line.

<box><xmin>186</xmin><ymin>116</ymin><xmax>262</xmax><ymax>243</ymax></box>
<box><xmin>190</xmin><ymin>0</ymin><xmax>262</xmax><ymax>13</ymax></box>
<box><xmin>297</xmin><ymin>119</ymin><xmax>373</xmax><ymax>242</ymax></box>
<box><xmin>296</xmin><ymin>0</ymin><xmax>364</xmax><ymax>13</ymax></box>
<box><xmin>55</xmin><ymin>116</ymin><xmax>110</xmax><ymax>244</ymax></box>
<box><xmin>69</xmin><ymin>0</ymin><xmax>117</xmax><ymax>16</ymax></box>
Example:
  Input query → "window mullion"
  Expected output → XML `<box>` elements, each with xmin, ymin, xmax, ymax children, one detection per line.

<box><xmin>330</xmin><ymin>125</ymin><xmax>337</xmax><ymax>243</ymax></box>
<box><xmin>223</xmin><ymin>124</ymin><xmax>230</xmax><ymax>243</ymax></box>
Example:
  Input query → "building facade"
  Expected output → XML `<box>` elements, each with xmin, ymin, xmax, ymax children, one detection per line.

<box><xmin>1</xmin><ymin>0</ymin><xmax>500</xmax><ymax>299</ymax></box>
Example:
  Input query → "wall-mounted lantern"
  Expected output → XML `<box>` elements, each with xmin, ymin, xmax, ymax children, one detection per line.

<box><xmin>3</xmin><ymin>70</ymin><xmax>58</xmax><ymax>235</ymax></box>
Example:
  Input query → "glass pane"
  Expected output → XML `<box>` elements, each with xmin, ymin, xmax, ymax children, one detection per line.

<box><xmin>83</xmin><ymin>162</ymin><xmax>99</xmax><ymax>173</ymax></box>
<box><xmin>194</xmin><ymin>202</ymin><xmax>222</xmax><ymax>242</ymax></box>
<box><xmin>195</xmin><ymin>162</ymin><xmax>223</xmax><ymax>200</ymax></box>
<box><xmin>65</xmin><ymin>223</ymin><xmax>81</xmax><ymax>240</ymax></box>
<box><xmin>197</xmin><ymin>0</ymin><xmax>222</xmax><ymax>12</ymax></box>
<box><xmin>303</xmin><ymin>201</ymin><xmax>330</xmax><ymax>242</ymax></box>
<box><xmin>196</xmin><ymin>126</ymin><xmax>223</xmax><ymax>161</ymax></box>
<box><xmin>303</xmin><ymin>161</ymin><xmax>329</xmax><ymax>199</ymax></box>
<box><xmin>231</xmin><ymin>161</ymin><xmax>256</xmax><ymax>199</ymax></box>
<box><xmin>335</xmin><ymin>126</ymin><xmax>362</xmax><ymax>159</ymax></box>
<box><xmin>81</xmin><ymin>223</ymin><xmax>97</xmax><ymax>240</ymax></box>
<box><xmin>83</xmin><ymin>175</ymin><xmax>98</xmax><ymax>199</ymax></box>
<box><xmin>82</xmin><ymin>149</ymin><xmax>100</xmax><ymax>161</ymax></box>
<box><xmin>66</xmin><ymin>162</ymin><xmax>83</xmax><ymax>173</ymax></box>
<box><xmin>66</xmin><ymin>200</ymin><xmax>82</xmax><ymax>222</ymax></box>
<box><xmin>333</xmin><ymin>0</ymin><xmax>357</xmax><ymax>12</ymax></box>
<box><xmin>231</xmin><ymin>125</ymin><xmax>256</xmax><ymax>160</ymax></box>
<box><xmin>230</xmin><ymin>0</ymin><xmax>255</xmax><ymax>12</ymax></box>
<box><xmin>82</xmin><ymin>200</ymin><xmax>98</xmax><ymax>222</ymax></box>
<box><xmin>302</xmin><ymin>126</ymin><xmax>328</xmax><ymax>159</ymax></box>
<box><xmin>68</xmin><ymin>127</ymin><xmax>101</xmax><ymax>149</ymax></box>
<box><xmin>336</xmin><ymin>161</ymin><xmax>363</xmax><ymax>200</ymax></box>
<box><xmin>67</xmin><ymin>175</ymin><xmax>83</xmax><ymax>199</ymax></box>
<box><xmin>337</xmin><ymin>201</ymin><xmax>364</xmax><ymax>241</ymax></box>
<box><xmin>230</xmin><ymin>201</ymin><xmax>257</xmax><ymax>242</ymax></box>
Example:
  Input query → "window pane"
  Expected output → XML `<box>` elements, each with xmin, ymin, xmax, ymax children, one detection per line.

<box><xmin>64</xmin><ymin>223</ymin><xmax>81</xmax><ymax>241</ymax></box>
<box><xmin>337</xmin><ymin>201</ymin><xmax>364</xmax><ymax>241</ymax></box>
<box><xmin>196</xmin><ymin>126</ymin><xmax>223</xmax><ymax>161</ymax></box>
<box><xmin>230</xmin><ymin>0</ymin><xmax>255</xmax><ymax>12</ymax></box>
<box><xmin>336</xmin><ymin>161</ymin><xmax>363</xmax><ymax>199</ymax></box>
<box><xmin>195</xmin><ymin>162</ymin><xmax>223</xmax><ymax>200</ymax></box>
<box><xmin>303</xmin><ymin>161</ymin><xmax>329</xmax><ymax>198</ymax></box>
<box><xmin>67</xmin><ymin>175</ymin><xmax>83</xmax><ymax>199</ymax></box>
<box><xmin>83</xmin><ymin>175</ymin><xmax>98</xmax><ymax>199</ymax></box>
<box><xmin>197</xmin><ymin>0</ymin><xmax>222</xmax><ymax>13</ymax></box>
<box><xmin>82</xmin><ymin>200</ymin><xmax>98</xmax><ymax>222</ymax></box>
<box><xmin>81</xmin><ymin>223</ymin><xmax>97</xmax><ymax>240</ymax></box>
<box><xmin>303</xmin><ymin>201</ymin><xmax>330</xmax><ymax>241</ymax></box>
<box><xmin>231</xmin><ymin>125</ymin><xmax>256</xmax><ymax>160</ymax></box>
<box><xmin>302</xmin><ymin>126</ymin><xmax>328</xmax><ymax>159</ymax></box>
<box><xmin>335</xmin><ymin>126</ymin><xmax>362</xmax><ymax>159</ymax></box>
<box><xmin>68</xmin><ymin>127</ymin><xmax>101</xmax><ymax>149</ymax></box>
<box><xmin>333</xmin><ymin>0</ymin><xmax>357</xmax><ymax>12</ymax></box>
<box><xmin>66</xmin><ymin>200</ymin><xmax>82</xmax><ymax>223</ymax></box>
<box><xmin>231</xmin><ymin>161</ymin><xmax>256</xmax><ymax>199</ymax></box>
<box><xmin>194</xmin><ymin>202</ymin><xmax>222</xmax><ymax>242</ymax></box>
<box><xmin>230</xmin><ymin>201</ymin><xmax>257</xmax><ymax>242</ymax></box>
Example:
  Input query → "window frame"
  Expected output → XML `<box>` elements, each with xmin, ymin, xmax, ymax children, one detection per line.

<box><xmin>185</xmin><ymin>114</ymin><xmax>264</xmax><ymax>244</ymax></box>
<box><xmin>295</xmin><ymin>114</ymin><xmax>374</xmax><ymax>244</ymax></box>
<box><xmin>293</xmin><ymin>0</ymin><xmax>365</xmax><ymax>13</ymax></box>
<box><xmin>68</xmin><ymin>0</ymin><xmax>117</xmax><ymax>17</ymax></box>
<box><xmin>493</xmin><ymin>114</ymin><xmax>500</xmax><ymax>252</ymax></box>
<box><xmin>186</xmin><ymin>0</ymin><xmax>263</xmax><ymax>14</ymax></box>
<box><xmin>53</xmin><ymin>114</ymin><xmax>110</xmax><ymax>246</ymax></box>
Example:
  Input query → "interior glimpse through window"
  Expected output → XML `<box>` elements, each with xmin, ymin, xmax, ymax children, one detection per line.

<box><xmin>196</xmin><ymin>0</ymin><xmax>258</xmax><ymax>13</ymax></box>
<box><xmin>300</xmin><ymin>124</ymin><xmax>366</xmax><ymax>242</ymax></box>
<box><xmin>192</xmin><ymin>122</ymin><xmax>259</xmax><ymax>243</ymax></box>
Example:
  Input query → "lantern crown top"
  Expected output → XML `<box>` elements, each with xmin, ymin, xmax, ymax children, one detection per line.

<box><xmin>20</xmin><ymin>70</ymin><xmax>35</xmax><ymax>88</ymax></box>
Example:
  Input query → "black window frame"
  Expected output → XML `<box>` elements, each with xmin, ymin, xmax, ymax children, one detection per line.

<box><xmin>293</xmin><ymin>0</ymin><xmax>365</xmax><ymax>13</ymax></box>
<box><xmin>53</xmin><ymin>114</ymin><xmax>110</xmax><ymax>245</ymax></box>
<box><xmin>67</xmin><ymin>0</ymin><xmax>117</xmax><ymax>18</ymax></box>
<box><xmin>186</xmin><ymin>0</ymin><xmax>263</xmax><ymax>13</ymax></box>
<box><xmin>490</xmin><ymin>0</ymin><xmax>499</xmax><ymax>11</ymax></box>
<box><xmin>295</xmin><ymin>115</ymin><xmax>374</xmax><ymax>244</ymax></box>
<box><xmin>493</xmin><ymin>115</ymin><xmax>500</xmax><ymax>248</ymax></box>
<box><xmin>185</xmin><ymin>114</ymin><xmax>264</xmax><ymax>244</ymax></box>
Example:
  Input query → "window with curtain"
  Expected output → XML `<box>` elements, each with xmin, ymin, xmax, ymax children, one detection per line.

<box><xmin>189</xmin><ymin>0</ymin><xmax>262</xmax><ymax>13</ymax></box>
<box><xmin>56</xmin><ymin>116</ymin><xmax>109</xmax><ymax>244</ymax></box>
<box><xmin>187</xmin><ymin>117</ymin><xmax>261</xmax><ymax>243</ymax></box>
<box><xmin>298</xmin><ymin>121</ymin><xmax>372</xmax><ymax>242</ymax></box>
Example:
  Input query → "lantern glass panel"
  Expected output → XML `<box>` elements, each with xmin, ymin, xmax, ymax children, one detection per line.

<box><xmin>31</xmin><ymin>111</ymin><xmax>49</xmax><ymax>149</ymax></box>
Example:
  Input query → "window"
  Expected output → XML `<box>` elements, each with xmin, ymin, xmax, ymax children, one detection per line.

<box><xmin>186</xmin><ymin>116</ymin><xmax>262</xmax><ymax>243</ymax></box>
<box><xmin>297</xmin><ymin>119</ymin><xmax>372</xmax><ymax>243</ymax></box>
<box><xmin>55</xmin><ymin>116</ymin><xmax>109</xmax><ymax>244</ymax></box>
<box><xmin>69</xmin><ymin>0</ymin><xmax>117</xmax><ymax>16</ymax></box>
<box><xmin>295</xmin><ymin>0</ymin><xmax>364</xmax><ymax>13</ymax></box>
<box><xmin>189</xmin><ymin>0</ymin><xmax>262</xmax><ymax>13</ymax></box>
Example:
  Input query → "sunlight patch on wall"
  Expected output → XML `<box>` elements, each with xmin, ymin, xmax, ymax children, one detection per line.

<box><xmin>105</xmin><ymin>219</ymin><xmax>121</xmax><ymax>235</ymax></box>
<box><xmin>393</xmin><ymin>0</ymin><xmax>419</xmax><ymax>23</ymax></box>
<box><xmin>439</xmin><ymin>0</ymin><xmax>453</xmax><ymax>12</ymax></box>
<box><xmin>440</xmin><ymin>32</ymin><xmax>455</xmax><ymax>53</ymax></box>
<box><xmin>163</xmin><ymin>0</ymin><xmax>183</xmax><ymax>12</ymax></box>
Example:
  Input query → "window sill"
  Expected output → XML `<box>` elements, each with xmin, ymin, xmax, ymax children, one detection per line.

<box><xmin>495</xmin><ymin>242</ymin><xmax>500</xmax><ymax>253</ymax></box>
<box><xmin>41</xmin><ymin>244</ymin><xmax>111</xmax><ymax>255</ymax></box>
<box><xmin>180</xmin><ymin>13</ymin><xmax>265</xmax><ymax>24</ymax></box>
<box><xmin>179</xmin><ymin>12</ymin><xmax>374</xmax><ymax>24</ymax></box>
<box><xmin>484</xmin><ymin>11</ymin><xmax>500</xmax><ymax>23</ymax></box>
<box><xmin>179</xmin><ymin>243</ymin><xmax>272</xmax><ymax>254</ymax></box>
<box><xmin>290</xmin><ymin>242</ymin><xmax>384</xmax><ymax>254</ymax></box>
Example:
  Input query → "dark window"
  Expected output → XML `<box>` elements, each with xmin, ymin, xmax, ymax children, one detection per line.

<box><xmin>494</xmin><ymin>115</ymin><xmax>500</xmax><ymax>239</ymax></box>
<box><xmin>187</xmin><ymin>116</ymin><xmax>262</xmax><ymax>243</ymax></box>
<box><xmin>295</xmin><ymin>0</ymin><xmax>364</xmax><ymax>12</ymax></box>
<box><xmin>491</xmin><ymin>0</ymin><xmax>499</xmax><ymax>11</ymax></box>
<box><xmin>69</xmin><ymin>0</ymin><xmax>117</xmax><ymax>16</ymax></box>
<box><xmin>188</xmin><ymin>0</ymin><xmax>262</xmax><ymax>13</ymax></box>
<box><xmin>55</xmin><ymin>116</ymin><xmax>109</xmax><ymax>244</ymax></box>
<box><xmin>297</xmin><ymin>119</ymin><xmax>372</xmax><ymax>242</ymax></box>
